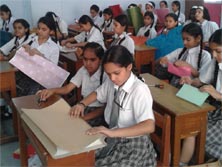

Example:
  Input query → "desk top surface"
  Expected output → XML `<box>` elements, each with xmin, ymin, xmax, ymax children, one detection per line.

<box><xmin>0</xmin><ymin>61</ymin><xmax>15</xmax><ymax>73</ymax></box>
<box><xmin>141</xmin><ymin>73</ymin><xmax>215</xmax><ymax>116</ymax></box>
<box><xmin>60</xmin><ymin>52</ymin><xmax>78</xmax><ymax>61</ymax></box>
<box><xmin>135</xmin><ymin>44</ymin><xmax>156</xmax><ymax>51</ymax></box>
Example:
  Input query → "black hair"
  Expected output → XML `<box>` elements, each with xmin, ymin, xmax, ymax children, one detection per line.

<box><xmin>128</xmin><ymin>3</ymin><xmax>137</xmax><ymax>9</ymax></box>
<box><xmin>102</xmin><ymin>45</ymin><xmax>143</xmax><ymax>81</ymax></box>
<box><xmin>114</xmin><ymin>14</ymin><xmax>129</xmax><ymax>32</ymax></box>
<box><xmin>202</xmin><ymin>7</ymin><xmax>211</xmax><ymax>21</ymax></box>
<box><xmin>37</xmin><ymin>16</ymin><xmax>58</xmax><ymax>43</ymax></box>
<box><xmin>188</xmin><ymin>8</ymin><xmax>197</xmax><ymax>22</ymax></box>
<box><xmin>147</xmin><ymin>1</ymin><xmax>155</xmax><ymax>9</ymax></box>
<box><xmin>178</xmin><ymin>23</ymin><xmax>203</xmax><ymax>70</ymax></box>
<box><xmin>161</xmin><ymin>13</ymin><xmax>178</xmax><ymax>34</ymax></box>
<box><xmin>101</xmin><ymin>8</ymin><xmax>113</xmax><ymax>29</ymax></box>
<box><xmin>12</xmin><ymin>19</ymin><xmax>30</xmax><ymax>50</ymax></box>
<box><xmin>90</xmin><ymin>4</ymin><xmax>102</xmax><ymax>17</ymax></box>
<box><xmin>209</xmin><ymin>29</ymin><xmax>222</xmax><ymax>88</ymax></box>
<box><xmin>160</xmin><ymin>1</ymin><xmax>168</xmax><ymax>8</ymax></box>
<box><xmin>83</xmin><ymin>42</ymin><xmax>105</xmax><ymax>85</ymax></box>
<box><xmin>172</xmin><ymin>1</ymin><xmax>181</xmax><ymax>21</ymax></box>
<box><xmin>78</xmin><ymin>15</ymin><xmax>101</xmax><ymax>32</ymax></box>
<box><xmin>45</xmin><ymin>11</ymin><xmax>63</xmax><ymax>39</ymax></box>
<box><xmin>143</xmin><ymin>11</ymin><xmax>154</xmax><ymax>37</ymax></box>
<box><xmin>0</xmin><ymin>4</ymin><xmax>12</xmax><ymax>32</ymax></box>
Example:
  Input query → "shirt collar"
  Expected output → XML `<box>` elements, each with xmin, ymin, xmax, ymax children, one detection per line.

<box><xmin>90</xmin><ymin>66</ymin><xmax>102</xmax><ymax>81</ymax></box>
<box><xmin>114</xmin><ymin>72</ymin><xmax>136</xmax><ymax>93</ymax></box>
<box><xmin>187</xmin><ymin>45</ymin><xmax>200</xmax><ymax>54</ymax></box>
<box><xmin>218</xmin><ymin>62</ymin><xmax>222</xmax><ymax>71</ymax></box>
<box><xmin>114</xmin><ymin>32</ymin><xmax>127</xmax><ymax>39</ymax></box>
<box><xmin>33</xmin><ymin>36</ymin><xmax>52</xmax><ymax>45</ymax></box>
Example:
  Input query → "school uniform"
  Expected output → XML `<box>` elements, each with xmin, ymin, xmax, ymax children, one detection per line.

<box><xmin>199</xmin><ymin>59</ymin><xmax>222</xmax><ymax>160</ymax></box>
<box><xmin>0</xmin><ymin>33</ymin><xmax>35</xmax><ymax>56</ymax></box>
<box><xmin>56</xmin><ymin>17</ymin><xmax>68</xmax><ymax>35</ymax></box>
<box><xmin>137</xmin><ymin>25</ymin><xmax>157</xmax><ymax>39</ymax></box>
<box><xmin>174</xmin><ymin>11</ymin><xmax>185</xmax><ymax>25</ymax></box>
<box><xmin>153</xmin><ymin>12</ymin><xmax>158</xmax><ymax>27</ymax></box>
<box><xmin>70</xmin><ymin>66</ymin><xmax>107</xmax><ymax>126</ymax></box>
<box><xmin>111</xmin><ymin>32</ymin><xmax>135</xmax><ymax>55</ymax></box>
<box><xmin>198</xmin><ymin>20</ymin><xmax>219</xmax><ymax>42</ymax></box>
<box><xmin>101</xmin><ymin>19</ymin><xmax>114</xmax><ymax>32</ymax></box>
<box><xmin>74</xmin><ymin>26</ymin><xmax>106</xmax><ymax>50</ymax></box>
<box><xmin>16</xmin><ymin>35</ymin><xmax>60</xmax><ymax>97</ymax></box>
<box><xmin>166</xmin><ymin>45</ymin><xmax>212</xmax><ymax>87</ymax></box>
<box><xmin>92</xmin><ymin>14</ymin><xmax>104</xmax><ymax>28</ymax></box>
<box><xmin>1</xmin><ymin>16</ymin><xmax>16</xmax><ymax>33</ymax></box>
<box><xmin>95</xmin><ymin>72</ymin><xmax>156</xmax><ymax>166</ymax></box>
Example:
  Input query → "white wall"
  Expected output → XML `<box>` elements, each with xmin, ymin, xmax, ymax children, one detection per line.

<box><xmin>1</xmin><ymin>0</ymin><xmax>185</xmax><ymax>27</ymax></box>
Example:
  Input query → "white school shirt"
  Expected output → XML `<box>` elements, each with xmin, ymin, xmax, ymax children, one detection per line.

<box><xmin>57</xmin><ymin>17</ymin><xmax>68</xmax><ymax>35</ymax></box>
<box><xmin>153</xmin><ymin>12</ymin><xmax>158</xmax><ymax>27</ymax></box>
<box><xmin>199</xmin><ymin>59</ymin><xmax>222</xmax><ymax>94</ymax></box>
<box><xmin>198</xmin><ymin>20</ymin><xmax>219</xmax><ymax>42</ymax></box>
<box><xmin>74</xmin><ymin>26</ymin><xmax>106</xmax><ymax>50</ymax></box>
<box><xmin>166</xmin><ymin>45</ymin><xmax>211</xmax><ymax>75</ymax></box>
<box><xmin>137</xmin><ymin>25</ymin><xmax>157</xmax><ymax>39</ymax></box>
<box><xmin>96</xmin><ymin>72</ymin><xmax>154</xmax><ymax>128</ymax></box>
<box><xmin>112</xmin><ymin>32</ymin><xmax>135</xmax><ymax>55</ymax></box>
<box><xmin>1</xmin><ymin>16</ymin><xmax>16</xmax><ymax>33</ymax></box>
<box><xmin>70</xmin><ymin>66</ymin><xmax>107</xmax><ymax>107</ymax></box>
<box><xmin>30</xmin><ymin>36</ymin><xmax>59</xmax><ymax>65</ymax></box>
<box><xmin>92</xmin><ymin>14</ymin><xmax>104</xmax><ymax>28</ymax></box>
<box><xmin>174</xmin><ymin>11</ymin><xmax>185</xmax><ymax>25</ymax></box>
<box><xmin>0</xmin><ymin>33</ymin><xmax>35</xmax><ymax>56</ymax></box>
<box><xmin>101</xmin><ymin>19</ymin><xmax>114</xmax><ymax>32</ymax></box>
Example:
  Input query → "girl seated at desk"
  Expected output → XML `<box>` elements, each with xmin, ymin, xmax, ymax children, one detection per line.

<box><xmin>17</xmin><ymin>16</ymin><xmax>59</xmax><ymax>96</ymax></box>
<box><xmin>61</xmin><ymin>15</ymin><xmax>106</xmax><ymax>50</ymax></box>
<box><xmin>158</xmin><ymin>23</ymin><xmax>211</xmax><ymax>88</ymax></box>
<box><xmin>37</xmin><ymin>42</ymin><xmax>107</xmax><ymax>127</ymax></box>
<box><xmin>0</xmin><ymin>19</ymin><xmax>34</xmax><ymax>61</ymax></box>
<box><xmin>179</xmin><ymin>29</ymin><xmax>222</xmax><ymax>165</ymax></box>
<box><xmin>145</xmin><ymin>1</ymin><xmax>158</xmax><ymax>27</ymax></box>
<box><xmin>70</xmin><ymin>45</ymin><xmax>156</xmax><ymax>166</ymax></box>
<box><xmin>90</xmin><ymin>4</ymin><xmax>103</xmax><ymax>28</ymax></box>
<box><xmin>171</xmin><ymin>1</ymin><xmax>185</xmax><ymax>25</ymax></box>
<box><xmin>101</xmin><ymin>8</ymin><xmax>114</xmax><ymax>32</ymax></box>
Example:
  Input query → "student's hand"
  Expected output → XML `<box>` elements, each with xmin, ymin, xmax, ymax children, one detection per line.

<box><xmin>199</xmin><ymin>85</ymin><xmax>222</xmax><ymax>100</ymax></box>
<box><xmin>159</xmin><ymin>57</ymin><xmax>168</xmax><ymax>66</ymax></box>
<box><xmin>180</xmin><ymin>76</ymin><xmax>192</xmax><ymax>85</ymax></box>
<box><xmin>0</xmin><ymin>55</ymin><xmax>6</xmax><ymax>61</ymax></box>
<box><xmin>65</xmin><ymin>42</ymin><xmax>75</xmax><ymax>48</ymax></box>
<box><xmin>29</xmin><ymin>48</ymin><xmax>43</xmax><ymax>56</ymax></box>
<box><xmin>174</xmin><ymin>60</ymin><xmax>190</xmax><ymax>67</ymax></box>
<box><xmin>61</xmin><ymin>39</ymin><xmax>67</xmax><ymax>46</ymax></box>
<box><xmin>86</xmin><ymin>126</ymin><xmax>113</xmax><ymax>137</ymax></box>
<box><xmin>75</xmin><ymin>47</ymin><xmax>83</xmax><ymax>58</ymax></box>
<box><xmin>69</xmin><ymin>104</ymin><xmax>85</xmax><ymax>118</ymax></box>
<box><xmin>36</xmin><ymin>89</ymin><xmax>54</xmax><ymax>101</ymax></box>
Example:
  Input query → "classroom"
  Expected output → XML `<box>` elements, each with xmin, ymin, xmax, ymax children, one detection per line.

<box><xmin>0</xmin><ymin>0</ymin><xmax>221</xmax><ymax>166</ymax></box>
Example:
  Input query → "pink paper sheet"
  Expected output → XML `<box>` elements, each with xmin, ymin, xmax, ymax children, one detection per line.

<box><xmin>9</xmin><ymin>47</ymin><xmax>70</xmax><ymax>89</ymax></box>
<box><xmin>167</xmin><ymin>62</ymin><xmax>191</xmax><ymax>77</ymax></box>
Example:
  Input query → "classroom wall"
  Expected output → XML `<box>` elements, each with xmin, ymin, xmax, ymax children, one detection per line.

<box><xmin>0</xmin><ymin>0</ymin><xmax>185</xmax><ymax>28</ymax></box>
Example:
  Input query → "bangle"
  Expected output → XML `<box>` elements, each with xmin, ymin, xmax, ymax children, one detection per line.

<box><xmin>77</xmin><ymin>102</ymin><xmax>86</xmax><ymax>108</ymax></box>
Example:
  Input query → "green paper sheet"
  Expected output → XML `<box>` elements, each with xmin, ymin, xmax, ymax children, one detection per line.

<box><xmin>176</xmin><ymin>84</ymin><xmax>209</xmax><ymax>106</ymax></box>
<box><xmin>127</xmin><ymin>6</ymin><xmax>143</xmax><ymax>34</ymax></box>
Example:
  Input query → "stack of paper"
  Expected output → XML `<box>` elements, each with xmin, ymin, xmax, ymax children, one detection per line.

<box><xmin>168</xmin><ymin>62</ymin><xmax>191</xmax><ymax>77</ymax></box>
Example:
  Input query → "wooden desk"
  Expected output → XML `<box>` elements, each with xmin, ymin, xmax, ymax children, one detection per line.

<box><xmin>0</xmin><ymin>61</ymin><xmax>18</xmax><ymax>144</ymax></box>
<box><xmin>12</xmin><ymin>95</ymin><xmax>95</xmax><ymax>166</ymax></box>
<box><xmin>68</xmin><ymin>24</ymin><xmax>81</xmax><ymax>37</ymax></box>
<box><xmin>141</xmin><ymin>73</ymin><xmax>215</xmax><ymax>167</ymax></box>
<box><xmin>135</xmin><ymin>45</ymin><xmax>156</xmax><ymax>74</ymax></box>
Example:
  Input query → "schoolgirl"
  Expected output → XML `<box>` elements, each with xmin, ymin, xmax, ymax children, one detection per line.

<box><xmin>171</xmin><ymin>1</ymin><xmax>185</xmax><ymax>25</ymax></box>
<box><xmin>145</xmin><ymin>1</ymin><xmax>158</xmax><ymax>27</ymax></box>
<box><xmin>61</xmin><ymin>15</ymin><xmax>106</xmax><ymax>50</ymax></box>
<box><xmin>101</xmin><ymin>8</ymin><xmax>114</xmax><ymax>32</ymax></box>
<box><xmin>159</xmin><ymin>23</ymin><xmax>211</xmax><ymax>87</ymax></box>
<box><xmin>110</xmin><ymin>14</ymin><xmax>135</xmax><ymax>55</ymax></box>
<box><xmin>70</xmin><ymin>45</ymin><xmax>156</xmax><ymax>166</ymax></box>
<box><xmin>90</xmin><ymin>4</ymin><xmax>103</xmax><ymax>28</ymax></box>
<box><xmin>159</xmin><ymin>1</ymin><xmax>168</xmax><ymax>9</ymax></box>
<box><xmin>137</xmin><ymin>11</ymin><xmax>157</xmax><ymax>40</ymax></box>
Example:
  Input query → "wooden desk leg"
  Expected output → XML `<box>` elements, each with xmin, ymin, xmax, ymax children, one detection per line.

<box><xmin>172</xmin><ymin>117</ymin><xmax>181</xmax><ymax>167</ymax></box>
<box><xmin>18</xmin><ymin>113</ymin><xmax>28</xmax><ymax>167</ymax></box>
<box><xmin>151</xmin><ymin>60</ymin><xmax>155</xmax><ymax>75</ymax></box>
<box><xmin>195</xmin><ymin>113</ymin><xmax>207</xmax><ymax>164</ymax></box>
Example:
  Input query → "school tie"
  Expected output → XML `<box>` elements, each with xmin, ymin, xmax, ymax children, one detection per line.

<box><xmin>109</xmin><ymin>88</ymin><xmax>121</xmax><ymax>128</ymax></box>
<box><xmin>84</xmin><ymin>32</ymin><xmax>88</xmax><ymax>42</ymax></box>
<box><xmin>111</xmin><ymin>37</ymin><xmax>120</xmax><ymax>46</ymax></box>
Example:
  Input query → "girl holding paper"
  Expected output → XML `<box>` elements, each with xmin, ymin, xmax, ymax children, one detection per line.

<box><xmin>158</xmin><ymin>22</ymin><xmax>211</xmax><ymax>87</ymax></box>
<box><xmin>180</xmin><ymin>29</ymin><xmax>222</xmax><ymax>164</ymax></box>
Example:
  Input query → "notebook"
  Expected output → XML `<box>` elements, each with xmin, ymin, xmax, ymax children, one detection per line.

<box><xmin>21</xmin><ymin>98</ymin><xmax>106</xmax><ymax>159</ymax></box>
<box><xmin>176</xmin><ymin>84</ymin><xmax>209</xmax><ymax>106</ymax></box>
<box><xmin>168</xmin><ymin>62</ymin><xmax>191</xmax><ymax>77</ymax></box>
<box><xmin>60</xmin><ymin>46</ymin><xmax>77</xmax><ymax>53</ymax></box>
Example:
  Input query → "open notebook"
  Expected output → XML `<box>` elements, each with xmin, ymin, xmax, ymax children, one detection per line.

<box><xmin>21</xmin><ymin>98</ymin><xmax>106</xmax><ymax>159</ymax></box>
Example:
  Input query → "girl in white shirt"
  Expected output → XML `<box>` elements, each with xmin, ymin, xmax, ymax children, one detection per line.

<box><xmin>101</xmin><ymin>8</ymin><xmax>114</xmax><ymax>32</ymax></box>
<box><xmin>0</xmin><ymin>4</ymin><xmax>16</xmax><ymax>33</ymax></box>
<box><xmin>61</xmin><ymin>15</ymin><xmax>106</xmax><ymax>50</ymax></box>
<box><xmin>0</xmin><ymin>19</ymin><xmax>34</xmax><ymax>61</ymax></box>
<box><xmin>70</xmin><ymin>45</ymin><xmax>156</xmax><ymax>166</ymax></box>
<box><xmin>179</xmin><ymin>28</ymin><xmax>222</xmax><ymax>166</ymax></box>
<box><xmin>111</xmin><ymin>14</ymin><xmax>135</xmax><ymax>55</ymax></box>
<box><xmin>145</xmin><ymin>1</ymin><xmax>158</xmax><ymax>27</ymax></box>
<box><xmin>90</xmin><ymin>4</ymin><xmax>103</xmax><ymax>28</ymax></box>
<box><xmin>171</xmin><ymin>1</ymin><xmax>185</xmax><ymax>25</ymax></box>
<box><xmin>37</xmin><ymin>42</ymin><xmax>107</xmax><ymax>126</ymax></box>
<box><xmin>17</xmin><ymin>16</ymin><xmax>59</xmax><ymax>96</ymax></box>
<box><xmin>194</xmin><ymin>6</ymin><xmax>219</xmax><ymax>42</ymax></box>
<box><xmin>137</xmin><ymin>11</ymin><xmax>157</xmax><ymax>40</ymax></box>
<box><xmin>159</xmin><ymin>22</ymin><xmax>211</xmax><ymax>87</ymax></box>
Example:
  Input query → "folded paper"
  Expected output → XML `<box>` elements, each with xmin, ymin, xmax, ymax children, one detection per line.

<box><xmin>9</xmin><ymin>47</ymin><xmax>70</xmax><ymax>89</ymax></box>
